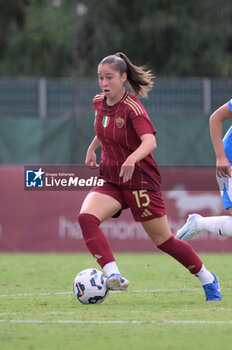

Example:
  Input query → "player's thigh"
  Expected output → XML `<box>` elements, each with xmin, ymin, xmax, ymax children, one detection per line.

<box><xmin>141</xmin><ymin>215</ymin><xmax>172</xmax><ymax>247</ymax></box>
<box><xmin>80</xmin><ymin>191</ymin><xmax>122</xmax><ymax>223</ymax></box>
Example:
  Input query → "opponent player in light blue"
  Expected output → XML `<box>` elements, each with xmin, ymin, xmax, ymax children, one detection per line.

<box><xmin>176</xmin><ymin>99</ymin><xmax>232</xmax><ymax>241</ymax></box>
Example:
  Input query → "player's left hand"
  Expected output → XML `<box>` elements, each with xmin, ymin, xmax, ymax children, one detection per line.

<box><xmin>119</xmin><ymin>158</ymin><xmax>135</xmax><ymax>183</ymax></box>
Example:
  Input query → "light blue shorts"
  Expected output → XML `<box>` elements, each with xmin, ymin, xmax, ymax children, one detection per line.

<box><xmin>216</xmin><ymin>172</ymin><xmax>232</xmax><ymax>210</ymax></box>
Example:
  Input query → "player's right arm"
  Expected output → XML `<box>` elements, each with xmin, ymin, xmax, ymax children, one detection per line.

<box><xmin>209</xmin><ymin>102</ymin><xmax>232</xmax><ymax>177</ymax></box>
<box><xmin>85</xmin><ymin>136</ymin><xmax>101</xmax><ymax>169</ymax></box>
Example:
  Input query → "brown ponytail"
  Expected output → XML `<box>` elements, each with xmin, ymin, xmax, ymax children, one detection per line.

<box><xmin>99</xmin><ymin>52</ymin><xmax>155</xmax><ymax>98</ymax></box>
<box><xmin>114</xmin><ymin>52</ymin><xmax>154</xmax><ymax>98</ymax></box>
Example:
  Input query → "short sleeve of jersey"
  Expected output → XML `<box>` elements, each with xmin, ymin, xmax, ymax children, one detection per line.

<box><xmin>228</xmin><ymin>99</ymin><xmax>232</xmax><ymax>112</ymax></box>
<box><xmin>129</xmin><ymin>110</ymin><xmax>156</xmax><ymax>138</ymax></box>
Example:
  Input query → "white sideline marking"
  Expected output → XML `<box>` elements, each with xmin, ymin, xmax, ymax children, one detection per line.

<box><xmin>0</xmin><ymin>292</ymin><xmax>72</xmax><ymax>298</ymax></box>
<box><xmin>0</xmin><ymin>319</ymin><xmax>232</xmax><ymax>325</ymax></box>
<box><xmin>2</xmin><ymin>308</ymin><xmax>232</xmax><ymax>317</ymax></box>
<box><xmin>0</xmin><ymin>288</ymin><xmax>232</xmax><ymax>298</ymax></box>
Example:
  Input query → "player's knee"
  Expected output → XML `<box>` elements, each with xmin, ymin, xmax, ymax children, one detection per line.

<box><xmin>77</xmin><ymin>213</ymin><xmax>100</xmax><ymax>242</ymax></box>
<box><xmin>77</xmin><ymin>213</ymin><xmax>100</xmax><ymax>228</ymax></box>
<box><xmin>77</xmin><ymin>213</ymin><xmax>87</xmax><ymax>226</ymax></box>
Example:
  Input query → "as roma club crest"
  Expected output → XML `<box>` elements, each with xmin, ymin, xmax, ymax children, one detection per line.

<box><xmin>115</xmin><ymin>117</ymin><xmax>125</xmax><ymax>128</ymax></box>
<box><xmin>102</xmin><ymin>116</ymin><xmax>110</xmax><ymax>128</ymax></box>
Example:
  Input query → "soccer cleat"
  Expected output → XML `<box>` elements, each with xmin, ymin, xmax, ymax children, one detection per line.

<box><xmin>106</xmin><ymin>273</ymin><xmax>130</xmax><ymax>291</ymax></box>
<box><xmin>203</xmin><ymin>272</ymin><xmax>222</xmax><ymax>301</ymax></box>
<box><xmin>176</xmin><ymin>214</ymin><xmax>202</xmax><ymax>241</ymax></box>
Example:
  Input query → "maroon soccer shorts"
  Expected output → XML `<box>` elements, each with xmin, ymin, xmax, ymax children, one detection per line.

<box><xmin>90</xmin><ymin>181</ymin><xmax>166</xmax><ymax>222</ymax></box>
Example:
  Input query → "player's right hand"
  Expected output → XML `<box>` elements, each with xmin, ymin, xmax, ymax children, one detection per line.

<box><xmin>85</xmin><ymin>150</ymin><xmax>99</xmax><ymax>169</ymax></box>
<box><xmin>216</xmin><ymin>156</ymin><xmax>231</xmax><ymax>177</ymax></box>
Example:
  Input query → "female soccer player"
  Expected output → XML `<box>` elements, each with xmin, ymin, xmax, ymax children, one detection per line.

<box><xmin>176</xmin><ymin>100</ymin><xmax>232</xmax><ymax>240</ymax></box>
<box><xmin>78</xmin><ymin>52</ymin><xmax>221</xmax><ymax>301</ymax></box>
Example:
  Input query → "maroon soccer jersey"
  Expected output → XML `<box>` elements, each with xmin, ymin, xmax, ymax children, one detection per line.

<box><xmin>93</xmin><ymin>90</ymin><xmax>162</xmax><ymax>191</ymax></box>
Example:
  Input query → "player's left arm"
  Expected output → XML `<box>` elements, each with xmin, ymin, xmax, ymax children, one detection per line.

<box><xmin>119</xmin><ymin>133</ymin><xmax>157</xmax><ymax>183</ymax></box>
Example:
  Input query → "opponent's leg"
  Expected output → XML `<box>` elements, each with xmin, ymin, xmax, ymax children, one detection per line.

<box><xmin>176</xmin><ymin>214</ymin><xmax>232</xmax><ymax>241</ymax></box>
<box><xmin>177</xmin><ymin>168</ymin><xmax>232</xmax><ymax>241</ymax></box>
<box><xmin>197</xmin><ymin>215</ymin><xmax>232</xmax><ymax>237</ymax></box>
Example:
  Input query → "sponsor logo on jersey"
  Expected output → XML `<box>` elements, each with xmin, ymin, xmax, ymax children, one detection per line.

<box><xmin>141</xmin><ymin>209</ymin><xmax>153</xmax><ymax>218</ymax></box>
<box><xmin>115</xmin><ymin>117</ymin><xmax>125</xmax><ymax>128</ymax></box>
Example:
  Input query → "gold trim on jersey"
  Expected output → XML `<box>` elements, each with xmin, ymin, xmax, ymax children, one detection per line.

<box><xmin>123</xmin><ymin>95</ymin><xmax>144</xmax><ymax>116</ymax></box>
<box><xmin>93</xmin><ymin>93</ymin><xmax>105</xmax><ymax>102</ymax></box>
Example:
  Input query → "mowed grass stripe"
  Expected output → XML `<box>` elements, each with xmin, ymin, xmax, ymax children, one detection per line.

<box><xmin>1</xmin><ymin>319</ymin><xmax>232</xmax><ymax>325</ymax></box>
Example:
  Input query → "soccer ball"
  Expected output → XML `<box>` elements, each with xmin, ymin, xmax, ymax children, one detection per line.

<box><xmin>73</xmin><ymin>268</ymin><xmax>109</xmax><ymax>304</ymax></box>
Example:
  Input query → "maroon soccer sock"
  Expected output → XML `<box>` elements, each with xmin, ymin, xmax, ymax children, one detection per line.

<box><xmin>157</xmin><ymin>235</ymin><xmax>202</xmax><ymax>274</ymax></box>
<box><xmin>77</xmin><ymin>213</ymin><xmax>115</xmax><ymax>268</ymax></box>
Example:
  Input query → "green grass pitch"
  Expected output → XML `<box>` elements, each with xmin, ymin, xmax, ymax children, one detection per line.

<box><xmin>0</xmin><ymin>253</ymin><xmax>232</xmax><ymax>350</ymax></box>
